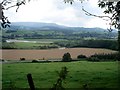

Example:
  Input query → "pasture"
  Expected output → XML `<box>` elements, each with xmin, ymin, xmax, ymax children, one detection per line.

<box><xmin>2</xmin><ymin>39</ymin><xmax>62</xmax><ymax>49</ymax></box>
<box><xmin>1</xmin><ymin>48</ymin><xmax>117</xmax><ymax>60</ymax></box>
<box><xmin>2</xmin><ymin>61</ymin><xmax>119</xmax><ymax>89</ymax></box>
<box><xmin>0</xmin><ymin>63</ymin><xmax>2</xmax><ymax>90</ymax></box>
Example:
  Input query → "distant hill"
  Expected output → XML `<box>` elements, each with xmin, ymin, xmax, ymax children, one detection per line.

<box><xmin>9</xmin><ymin>22</ymin><xmax>67</xmax><ymax>31</ymax></box>
<box><xmin>8</xmin><ymin>22</ymin><xmax>117</xmax><ymax>33</ymax></box>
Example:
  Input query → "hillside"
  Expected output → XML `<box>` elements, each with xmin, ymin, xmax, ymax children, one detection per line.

<box><xmin>2</xmin><ymin>22</ymin><xmax>117</xmax><ymax>40</ymax></box>
<box><xmin>1</xmin><ymin>22</ymin><xmax>118</xmax><ymax>50</ymax></box>
<box><xmin>8</xmin><ymin>22</ymin><xmax>117</xmax><ymax>33</ymax></box>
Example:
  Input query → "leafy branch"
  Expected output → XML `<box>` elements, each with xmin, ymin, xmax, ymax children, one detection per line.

<box><xmin>82</xmin><ymin>7</ymin><xmax>111</xmax><ymax>19</ymax></box>
<box><xmin>82</xmin><ymin>1</ymin><xmax>120</xmax><ymax>31</ymax></box>
<box><xmin>51</xmin><ymin>66</ymin><xmax>69</xmax><ymax>90</ymax></box>
<box><xmin>82</xmin><ymin>7</ymin><xmax>113</xmax><ymax>31</ymax></box>
<box><xmin>0</xmin><ymin>0</ymin><xmax>31</xmax><ymax>28</ymax></box>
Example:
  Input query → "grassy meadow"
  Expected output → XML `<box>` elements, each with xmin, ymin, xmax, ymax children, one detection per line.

<box><xmin>2</xmin><ymin>39</ymin><xmax>68</xmax><ymax>49</ymax></box>
<box><xmin>10</xmin><ymin>42</ymin><xmax>58</xmax><ymax>49</ymax></box>
<box><xmin>2</xmin><ymin>61</ymin><xmax>119</xmax><ymax>89</ymax></box>
<box><xmin>0</xmin><ymin>63</ymin><xmax>2</xmax><ymax>89</ymax></box>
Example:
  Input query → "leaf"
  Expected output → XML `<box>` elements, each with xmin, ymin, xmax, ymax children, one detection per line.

<box><xmin>98</xmin><ymin>2</ymin><xmax>106</xmax><ymax>8</ymax></box>
<box><xmin>104</xmin><ymin>10</ymin><xmax>109</xmax><ymax>14</ymax></box>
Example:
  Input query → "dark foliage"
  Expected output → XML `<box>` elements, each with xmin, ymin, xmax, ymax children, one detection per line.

<box><xmin>62</xmin><ymin>52</ymin><xmax>72</xmax><ymax>62</ymax></box>
<box><xmin>20</xmin><ymin>58</ymin><xmax>25</xmax><ymax>61</ymax></box>
<box><xmin>56</xmin><ymin>39</ymin><xmax>118</xmax><ymax>50</ymax></box>
<box><xmin>88</xmin><ymin>53</ymin><xmax>119</xmax><ymax>62</ymax></box>
<box><xmin>0</xmin><ymin>0</ymin><xmax>31</xmax><ymax>28</ymax></box>
<box><xmin>98</xmin><ymin>1</ymin><xmax>120</xmax><ymax>30</ymax></box>
<box><xmin>87</xmin><ymin>57</ymin><xmax>100</xmax><ymax>62</ymax></box>
<box><xmin>77</xmin><ymin>54</ymin><xmax>87</xmax><ymax>59</ymax></box>
<box><xmin>51</xmin><ymin>66</ymin><xmax>68</xmax><ymax>90</ymax></box>
<box><xmin>32</xmin><ymin>60</ymin><xmax>39</xmax><ymax>63</ymax></box>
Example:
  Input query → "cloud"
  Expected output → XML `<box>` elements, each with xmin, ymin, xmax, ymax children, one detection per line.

<box><xmin>4</xmin><ymin>0</ymin><xmax>109</xmax><ymax>28</ymax></box>
<box><xmin>85</xmin><ymin>17</ymin><xmax>109</xmax><ymax>28</ymax></box>
<box><xmin>101</xmin><ymin>0</ymin><xmax>119</xmax><ymax>2</ymax></box>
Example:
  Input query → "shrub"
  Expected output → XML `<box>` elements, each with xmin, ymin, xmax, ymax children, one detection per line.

<box><xmin>32</xmin><ymin>60</ymin><xmax>39</xmax><ymax>63</ymax></box>
<box><xmin>20</xmin><ymin>58</ymin><xmax>25</xmax><ymax>61</ymax></box>
<box><xmin>0</xmin><ymin>59</ymin><xmax>4</xmax><ymax>62</ymax></box>
<box><xmin>62</xmin><ymin>52</ymin><xmax>72</xmax><ymax>62</ymax></box>
<box><xmin>92</xmin><ymin>53</ymin><xmax>118</xmax><ymax>60</ymax></box>
<box><xmin>51</xmin><ymin>66</ymin><xmax>68</xmax><ymax>90</ymax></box>
<box><xmin>77</xmin><ymin>54</ymin><xmax>87</xmax><ymax>59</ymax></box>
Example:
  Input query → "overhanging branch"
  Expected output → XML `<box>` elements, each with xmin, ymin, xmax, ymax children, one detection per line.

<box><xmin>82</xmin><ymin>7</ymin><xmax>114</xmax><ymax>31</ymax></box>
<box><xmin>0</xmin><ymin>0</ymin><xmax>28</xmax><ymax>28</ymax></box>
<box><xmin>82</xmin><ymin>7</ymin><xmax>111</xmax><ymax>19</ymax></box>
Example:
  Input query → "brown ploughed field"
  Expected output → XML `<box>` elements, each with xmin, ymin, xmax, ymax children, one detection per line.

<box><xmin>0</xmin><ymin>48</ymin><xmax>117</xmax><ymax>60</ymax></box>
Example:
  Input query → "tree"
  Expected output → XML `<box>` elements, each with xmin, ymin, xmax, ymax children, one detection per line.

<box><xmin>91</xmin><ymin>1</ymin><xmax>120</xmax><ymax>61</ymax></box>
<box><xmin>65</xmin><ymin>0</ymin><xmax>120</xmax><ymax>61</ymax></box>
<box><xmin>0</xmin><ymin>0</ymin><xmax>31</xmax><ymax>28</ymax></box>
<box><xmin>62</xmin><ymin>52</ymin><xmax>72</xmax><ymax>62</ymax></box>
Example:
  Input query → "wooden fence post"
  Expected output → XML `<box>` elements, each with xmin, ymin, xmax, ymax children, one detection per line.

<box><xmin>27</xmin><ymin>73</ymin><xmax>35</xmax><ymax>90</ymax></box>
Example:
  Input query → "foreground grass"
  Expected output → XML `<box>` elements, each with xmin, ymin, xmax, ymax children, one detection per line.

<box><xmin>0</xmin><ymin>63</ymin><xmax>2</xmax><ymax>89</ymax></box>
<box><xmin>2</xmin><ymin>61</ymin><xmax>119</xmax><ymax>89</ymax></box>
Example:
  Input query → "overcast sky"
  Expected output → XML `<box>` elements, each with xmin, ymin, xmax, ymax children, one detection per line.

<box><xmin>4</xmin><ymin>0</ymin><xmax>111</xmax><ymax>29</ymax></box>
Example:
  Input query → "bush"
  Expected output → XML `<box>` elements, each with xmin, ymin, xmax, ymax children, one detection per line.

<box><xmin>32</xmin><ymin>60</ymin><xmax>39</xmax><ymax>63</ymax></box>
<box><xmin>77</xmin><ymin>54</ymin><xmax>87</xmax><ymax>59</ymax></box>
<box><xmin>20</xmin><ymin>58</ymin><xmax>25</xmax><ymax>61</ymax></box>
<box><xmin>51</xmin><ymin>66</ymin><xmax>68</xmax><ymax>90</ymax></box>
<box><xmin>0</xmin><ymin>59</ymin><xmax>4</xmax><ymax>62</ymax></box>
<box><xmin>62</xmin><ymin>52</ymin><xmax>72</xmax><ymax>62</ymax></box>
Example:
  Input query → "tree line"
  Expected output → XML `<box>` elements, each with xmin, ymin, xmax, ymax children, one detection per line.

<box><xmin>55</xmin><ymin>39</ymin><xmax>118</xmax><ymax>50</ymax></box>
<box><xmin>62</xmin><ymin>52</ymin><xmax>118</xmax><ymax>62</ymax></box>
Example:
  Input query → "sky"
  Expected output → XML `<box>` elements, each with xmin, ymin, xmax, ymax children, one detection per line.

<box><xmin>4</xmin><ymin>0</ymin><xmax>112</xmax><ymax>29</ymax></box>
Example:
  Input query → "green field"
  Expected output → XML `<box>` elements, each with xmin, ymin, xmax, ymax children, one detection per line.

<box><xmin>2</xmin><ymin>39</ymin><xmax>69</xmax><ymax>49</ymax></box>
<box><xmin>18</xmin><ymin>39</ymin><xmax>68</xmax><ymax>42</ymax></box>
<box><xmin>2</xmin><ymin>61</ymin><xmax>119</xmax><ymax>89</ymax></box>
<box><xmin>10</xmin><ymin>42</ymin><xmax>58</xmax><ymax>49</ymax></box>
<box><xmin>0</xmin><ymin>63</ymin><xmax>2</xmax><ymax>89</ymax></box>
<box><xmin>2</xmin><ymin>42</ymin><xmax>60</xmax><ymax>49</ymax></box>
